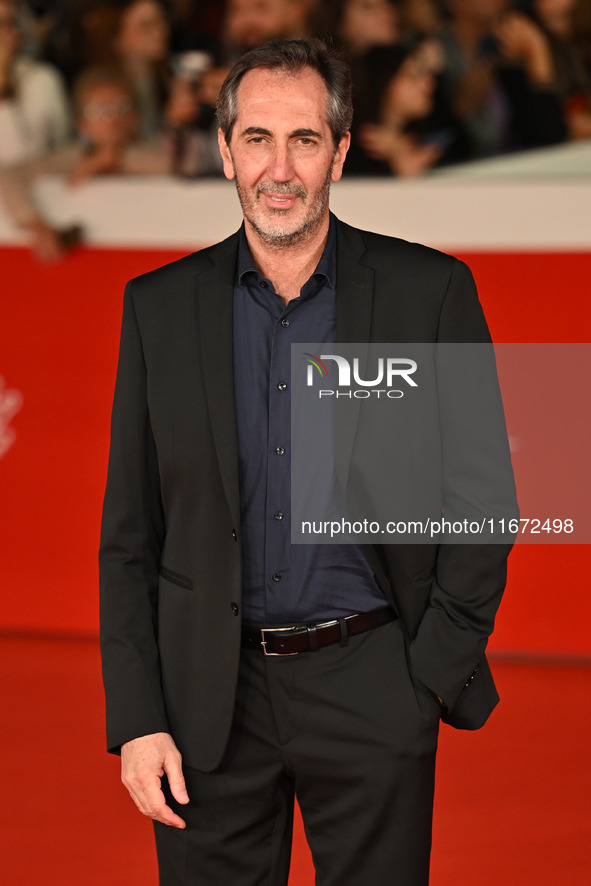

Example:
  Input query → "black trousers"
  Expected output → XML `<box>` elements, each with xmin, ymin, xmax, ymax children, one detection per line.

<box><xmin>154</xmin><ymin>619</ymin><xmax>441</xmax><ymax>886</ymax></box>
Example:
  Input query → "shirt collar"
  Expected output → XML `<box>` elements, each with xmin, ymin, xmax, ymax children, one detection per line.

<box><xmin>237</xmin><ymin>212</ymin><xmax>337</xmax><ymax>289</ymax></box>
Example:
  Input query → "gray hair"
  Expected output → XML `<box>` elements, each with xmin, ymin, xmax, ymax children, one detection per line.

<box><xmin>217</xmin><ymin>39</ymin><xmax>353</xmax><ymax>150</ymax></box>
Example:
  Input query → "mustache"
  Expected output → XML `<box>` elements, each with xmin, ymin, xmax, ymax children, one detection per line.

<box><xmin>257</xmin><ymin>181</ymin><xmax>307</xmax><ymax>199</ymax></box>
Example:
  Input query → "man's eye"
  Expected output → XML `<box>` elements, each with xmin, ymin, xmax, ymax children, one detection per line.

<box><xmin>248</xmin><ymin>136</ymin><xmax>265</xmax><ymax>144</ymax></box>
<box><xmin>298</xmin><ymin>138</ymin><xmax>315</xmax><ymax>146</ymax></box>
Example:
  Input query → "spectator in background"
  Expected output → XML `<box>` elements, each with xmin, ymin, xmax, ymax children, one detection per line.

<box><xmin>0</xmin><ymin>66</ymin><xmax>173</xmax><ymax>261</ymax></box>
<box><xmin>165</xmin><ymin>48</ymin><xmax>224</xmax><ymax>176</ymax></box>
<box><xmin>221</xmin><ymin>0</ymin><xmax>310</xmax><ymax>62</ymax></box>
<box><xmin>0</xmin><ymin>0</ymin><xmax>70</xmax><ymax>165</ymax></box>
<box><xmin>345</xmin><ymin>39</ymin><xmax>464</xmax><ymax>174</ymax></box>
<box><xmin>166</xmin><ymin>0</ymin><xmax>224</xmax><ymax>53</ymax></box>
<box><xmin>115</xmin><ymin>0</ymin><xmax>171</xmax><ymax>138</ymax></box>
<box><xmin>320</xmin><ymin>0</ymin><xmax>400</xmax><ymax>58</ymax></box>
<box><xmin>532</xmin><ymin>0</ymin><xmax>591</xmax><ymax>139</ymax></box>
<box><xmin>38</xmin><ymin>1</ymin><xmax>125</xmax><ymax>88</ymax></box>
<box><xmin>41</xmin><ymin>0</ymin><xmax>174</xmax><ymax>138</ymax></box>
<box><xmin>439</xmin><ymin>0</ymin><xmax>566</xmax><ymax>158</ymax></box>
<box><xmin>5</xmin><ymin>0</ymin><xmax>59</xmax><ymax>58</ymax></box>
<box><xmin>399</xmin><ymin>0</ymin><xmax>443</xmax><ymax>35</ymax></box>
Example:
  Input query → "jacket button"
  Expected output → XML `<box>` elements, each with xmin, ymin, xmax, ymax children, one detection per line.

<box><xmin>464</xmin><ymin>666</ymin><xmax>479</xmax><ymax>688</ymax></box>
<box><xmin>232</xmin><ymin>529</ymin><xmax>237</xmax><ymax>541</ymax></box>
<box><xmin>231</xmin><ymin>602</ymin><xmax>239</xmax><ymax>616</ymax></box>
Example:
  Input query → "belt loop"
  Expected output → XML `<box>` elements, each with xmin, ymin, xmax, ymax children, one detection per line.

<box><xmin>338</xmin><ymin>618</ymin><xmax>349</xmax><ymax>647</ymax></box>
<box><xmin>307</xmin><ymin>624</ymin><xmax>319</xmax><ymax>651</ymax></box>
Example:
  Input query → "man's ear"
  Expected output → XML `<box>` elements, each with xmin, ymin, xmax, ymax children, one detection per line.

<box><xmin>217</xmin><ymin>129</ymin><xmax>235</xmax><ymax>180</ymax></box>
<box><xmin>330</xmin><ymin>132</ymin><xmax>351</xmax><ymax>184</ymax></box>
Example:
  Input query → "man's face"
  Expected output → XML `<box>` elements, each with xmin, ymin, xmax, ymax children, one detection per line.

<box><xmin>218</xmin><ymin>67</ymin><xmax>350</xmax><ymax>247</ymax></box>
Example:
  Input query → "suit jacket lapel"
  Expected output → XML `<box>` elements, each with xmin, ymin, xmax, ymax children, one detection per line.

<box><xmin>334</xmin><ymin>219</ymin><xmax>374</xmax><ymax>492</ymax></box>
<box><xmin>195</xmin><ymin>233</ymin><xmax>242</xmax><ymax>532</ymax></box>
<box><xmin>335</xmin><ymin>218</ymin><xmax>374</xmax><ymax>345</ymax></box>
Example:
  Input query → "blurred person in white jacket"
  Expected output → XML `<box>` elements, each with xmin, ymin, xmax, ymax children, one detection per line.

<box><xmin>0</xmin><ymin>66</ymin><xmax>173</xmax><ymax>261</ymax></box>
<box><xmin>0</xmin><ymin>0</ymin><xmax>70</xmax><ymax>165</ymax></box>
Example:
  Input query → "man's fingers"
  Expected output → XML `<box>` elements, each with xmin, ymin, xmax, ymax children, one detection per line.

<box><xmin>128</xmin><ymin>775</ymin><xmax>187</xmax><ymax>828</ymax></box>
<box><xmin>120</xmin><ymin>733</ymin><xmax>188</xmax><ymax>827</ymax></box>
<box><xmin>141</xmin><ymin>795</ymin><xmax>187</xmax><ymax>829</ymax></box>
<box><xmin>146</xmin><ymin>797</ymin><xmax>187</xmax><ymax>829</ymax></box>
<box><xmin>164</xmin><ymin>751</ymin><xmax>190</xmax><ymax>805</ymax></box>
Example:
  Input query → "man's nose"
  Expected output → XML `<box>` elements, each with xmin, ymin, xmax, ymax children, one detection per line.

<box><xmin>267</xmin><ymin>144</ymin><xmax>295</xmax><ymax>182</ymax></box>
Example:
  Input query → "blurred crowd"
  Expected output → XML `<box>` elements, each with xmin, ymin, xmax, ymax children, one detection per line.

<box><xmin>0</xmin><ymin>0</ymin><xmax>590</xmax><ymax>256</ymax></box>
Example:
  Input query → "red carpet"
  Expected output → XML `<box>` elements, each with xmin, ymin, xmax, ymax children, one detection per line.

<box><xmin>1</xmin><ymin>635</ymin><xmax>589</xmax><ymax>885</ymax></box>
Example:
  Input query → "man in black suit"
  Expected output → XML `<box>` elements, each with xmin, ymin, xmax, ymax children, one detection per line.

<box><xmin>100</xmin><ymin>38</ymin><xmax>516</xmax><ymax>886</ymax></box>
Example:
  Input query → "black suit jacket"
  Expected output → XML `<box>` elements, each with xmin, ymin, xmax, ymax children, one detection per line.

<box><xmin>99</xmin><ymin>216</ymin><xmax>516</xmax><ymax>772</ymax></box>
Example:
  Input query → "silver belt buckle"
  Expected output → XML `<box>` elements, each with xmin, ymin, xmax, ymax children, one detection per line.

<box><xmin>260</xmin><ymin>626</ymin><xmax>300</xmax><ymax>656</ymax></box>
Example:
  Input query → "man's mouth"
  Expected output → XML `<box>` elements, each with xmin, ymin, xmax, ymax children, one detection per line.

<box><xmin>262</xmin><ymin>193</ymin><xmax>299</xmax><ymax>209</ymax></box>
<box><xmin>257</xmin><ymin>182</ymin><xmax>306</xmax><ymax>210</ymax></box>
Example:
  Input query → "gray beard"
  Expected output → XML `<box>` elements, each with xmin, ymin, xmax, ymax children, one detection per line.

<box><xmin>232</xmin><ymin>163</ymin><xmax>333</xmax><ymax>248</ymax></box>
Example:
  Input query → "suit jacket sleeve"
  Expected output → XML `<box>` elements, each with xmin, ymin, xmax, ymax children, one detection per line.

<box><xmin>99</xmin><ymin>280</ymin><xmax>170</xmax><ymax>753</ymax></box>
<box><xmin>407</xmin><ymin>258</ymin><xmax>517</xmax><ymax>719</ymax></box>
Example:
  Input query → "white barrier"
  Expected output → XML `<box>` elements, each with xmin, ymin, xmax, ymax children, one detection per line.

<box><xmin>1</xmin><ymin>164</ymin><xmax>591</xmax><ymax>251</ymax></box>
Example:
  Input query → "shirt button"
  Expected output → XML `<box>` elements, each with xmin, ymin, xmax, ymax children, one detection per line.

<box><xmin>275</xmin><ymin>446</ymin><xmax>285</xmax><ymax>456</ymax></box>
<box><xmin>274</xmin><ymin>512</ymin><xmax>284</xmax><ymax>520</ymax></box>
<box><xmin>231</xmin><ymin>602</ymin><xmax>239</xmax><ymax>616</ymax></box>
<box><xmin>259</xmin><ymin>281</ymin><xmax>267</xmax><ymax>288</ymax></box>
<box><xmin>277</xmin><ymin>382</ymin><xmax>287</xmax><ymax>391</ymax></box>
<box><xmin>272</xmin><ymin>573</ymin><xmax>281</xmax><ymax>582</ymax></box>
<box><xmin>232</xmin><ymin>529</ymin><xmax>237</xmax><ymax>540</ymax></box>
<box><xmin>281</xmin><ymin>318</ymin><xmax>290</xmax><ymax>327</ymax></box>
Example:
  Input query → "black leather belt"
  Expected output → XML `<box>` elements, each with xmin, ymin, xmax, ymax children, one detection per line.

<box><xmin>242</xmin><ymin>607</ymin><xmax>396</xmax><ymax>656</ymax></box>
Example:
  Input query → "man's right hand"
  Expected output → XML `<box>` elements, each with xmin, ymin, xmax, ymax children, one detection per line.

<box><xmin>121</xmin><ymin>732</ymin><xmax>190</xmax><ymax>829</ymax></box>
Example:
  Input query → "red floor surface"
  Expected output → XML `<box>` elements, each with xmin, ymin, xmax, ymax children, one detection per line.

<box><xmin>1</xmin><ymin>635</ymin><xmax>589</xmax><ymax>886</ymax></box>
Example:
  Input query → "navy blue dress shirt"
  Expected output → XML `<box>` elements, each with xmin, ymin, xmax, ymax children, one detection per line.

<box><xmin>233</xmin><ymin>215</ymin><xmax>387</xmax><ymax>624</ymax></box>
